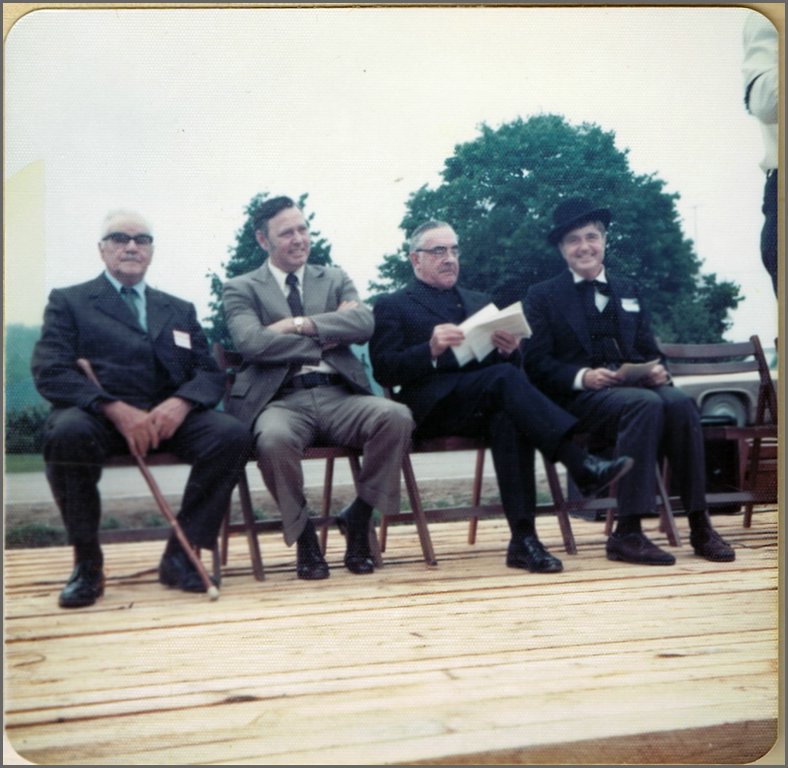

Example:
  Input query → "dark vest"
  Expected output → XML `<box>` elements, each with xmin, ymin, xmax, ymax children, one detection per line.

<box><xmin>584</xmin><ymin>290</ymin><xmax>623</xmax><ymax>368</ymax></box>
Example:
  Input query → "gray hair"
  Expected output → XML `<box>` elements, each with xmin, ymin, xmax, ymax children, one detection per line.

<box><xmin>99</xmin><ymin>209</ymin><xmax>154</xmax><ymax>239</ymax></box>
<box><xmin>408</xmin><ymin>220</ymin><xmax>454</xmax><ymax>253</ymax></box>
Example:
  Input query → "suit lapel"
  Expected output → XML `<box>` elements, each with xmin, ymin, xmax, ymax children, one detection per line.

<box><xmin>145</xmin><ymin>288</ymin><xmax>175</xmax><ymax>342</ymax></box>
<box><xmin>302</xmin><ymin>264</ymin><xmax>330</xmax><ymax>317</ymax></box>
<box><xmin>456</xmin><ymin>286</ymin><xmax>490</xmax><ymax>318</ymax></box>
<box><xmin>558</xmin><ymin>272</ymin><xmax>593</xmax><ymax>355</ymax></box>
<box><xmin>253</xmin><ymin>262</ymin><xmax>291</xmax><ymax>321</ymax></box>
<box><xmin>407</xmin><ymin>281</ymin><xmax>480</xmax><ymax>323</ymax></box>
<box><xmin>89</xmin><ymin>275</ymin><xmax>145</xmax><ymax>334</ymax></box>
<box><xmin>608</xmin><ymin>276</ymin><xmax>638</xmax><ymax>355</ymax></box>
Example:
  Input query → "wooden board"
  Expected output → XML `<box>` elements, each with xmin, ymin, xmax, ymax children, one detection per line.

<box><xmin>4</xmin><ymin>508</ymin><xmax>780</xmax><ymax>765</ymax></box>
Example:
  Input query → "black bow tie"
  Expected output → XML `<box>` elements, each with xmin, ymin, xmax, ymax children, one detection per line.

<box><xmin>578</xmin><ymin>279</ymin><xmax>611</xmax><ymax>296</ymax></box>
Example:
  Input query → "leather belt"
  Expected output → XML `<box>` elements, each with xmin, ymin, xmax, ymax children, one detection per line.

<box><xmin>283</xmin><ymin>373</ymin><xmax>344</xmax><ymax>390</ymax></box>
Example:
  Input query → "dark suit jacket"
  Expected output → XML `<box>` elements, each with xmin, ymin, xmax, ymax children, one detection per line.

<box><xmin>523</xmin><ymin>270</ymin><xmax>662</xmax><ymax>408</ymax></box>
<box><xmin>370</xmin><ymin>280</ymin><xmax>520</xmax><ymax>425</ymax></box>
<box><xmin>31</xmin><ymin>273</ymin><xmax>225</xmax><ymax>412</ymax></box>
<box><xmin>222</xmin><ymin>262</ymin><xmax>375</xmax><ymax>427</ymax></box>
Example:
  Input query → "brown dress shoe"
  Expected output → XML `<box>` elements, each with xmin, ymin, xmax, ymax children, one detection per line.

<box><xmin>606</xmin><ymin>532</ymin><xmax>676</xmax><ymax>565</ymax></box>
<box><xmin>690</xmin><ymin>527</ymin><xmax>735</xmax><ymax>562</ymax></box>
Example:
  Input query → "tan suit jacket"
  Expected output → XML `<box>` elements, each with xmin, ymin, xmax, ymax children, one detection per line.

<box><xmin>222</xmin><ymin>262</ymin><xmax>374</xmax><ymax>426</ymax></box>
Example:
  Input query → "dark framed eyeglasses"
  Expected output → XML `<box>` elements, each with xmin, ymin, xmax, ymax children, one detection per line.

<box><xmin>102</xmin><ymin>232</ymin><xmax>154</xmax><ymax>246</ymax></box>
<box><xmin>415</xmin><ymin>245</ymin><xmax>460</xmax><ymax>258</ymax></box>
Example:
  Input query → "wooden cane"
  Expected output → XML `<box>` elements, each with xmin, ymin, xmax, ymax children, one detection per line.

<box><xmin>76</xmin><ymin>358</ymin><xmax>219</xmax><ymax>600</ymax></box>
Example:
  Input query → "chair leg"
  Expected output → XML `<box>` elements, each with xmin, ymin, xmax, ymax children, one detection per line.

<box><xmin>542</xmin><ymin>455</ymin><xmax>577</xmax><ymax>555</ymax></box>
<box><xmin>399</xmin><ymin>453</ymin><xmax>438</xmax><ymax>566</ymax></box>
<box><xmin>319</xmin><ymin>456</ymin><xmax>335</xmax><ymax>555</ymax></box>
<box><xmin>211</xmin><ymin>543</ymin><xmax>222</xmax><ymax>584</ymax></box>
<box><xmin>237</xmin><ymin>469</ymin><xmax>265</xmax><ymax>581</ymax></box>
<box><xmin>743</xmin><ymin>437</ymin><xmax>763</xmax><ymax>528</ymax></box>
<box><xmin>467</xmin><ymin>448</ymin><xmax>486</xmax><ymax>545</ymax></box>
<box><xmin>220</xmin><ymin>504</ymin><xmax>231</xmax><ymax>566</ymax></box>
<box><xmin>655</xmin><ymin>462</ymin><xmax>680</xmax><ymax>547</ymax></box>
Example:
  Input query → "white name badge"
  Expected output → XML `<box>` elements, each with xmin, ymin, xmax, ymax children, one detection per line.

<box><xmin>620</xmin><ymin>298</ymin><xmax>640</xmax><ymax>312</ymax></box>
<box><xmin>173</xmin><ymin>329</ymin><xmax>192</xmax><ymax>349</ymax></box>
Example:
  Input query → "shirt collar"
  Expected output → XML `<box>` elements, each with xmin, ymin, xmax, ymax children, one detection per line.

<box><xmin>569</xmin><ymin>267</ymin><xmax>607</xmax><ymax>285</ymax></box>
<box><xmin>104</xmin><ymin>271</ymin><xmax>146</xmax><ymax>297</ymax></box>
<box><xmin>268</xmin><ymin>262</ymin><xmax>306</xmax><ymax>295</ymax></box>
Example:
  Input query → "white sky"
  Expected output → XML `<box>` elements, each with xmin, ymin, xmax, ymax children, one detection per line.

<box><xmin>4</xmin><ymin>4</ymin><xmax>782</xmax><ymax>344</ymax></box>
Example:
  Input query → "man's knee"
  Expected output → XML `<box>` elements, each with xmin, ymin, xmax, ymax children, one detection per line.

<box><xmin>381</xmin><ymin>400</ymin><xmax>416</xmax><ymax>436</ymax></box>
<box><xmin>255</xmin><ymin>422</ymin><xmax>301</xmax><ymax>458</ymax></box>
<box><xmin>43</xmin><ymin>408</ymin><xmax>105</xmax><ymax>461</ymax></box>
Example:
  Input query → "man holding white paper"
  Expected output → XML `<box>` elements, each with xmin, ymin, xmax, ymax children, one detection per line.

<box><xmin>524</xmin><ymin>197</ymin><xmax>735</xmax><ymax>566</ymax></box>
<box><xmin>370</xmin><ymin>219</ymin><xmax>633</xmax><ymax>575</ymax></box>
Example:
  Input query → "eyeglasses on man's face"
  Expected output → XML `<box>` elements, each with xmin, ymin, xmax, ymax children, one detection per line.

<box><xmin>102</xmin><ymin>232</ymin><xmax>154</xmax><ymax>246</ymax></box>
<box><xmin>415</xmin><ymin>245</ymin><xmax>460</xmax><ymax>259</ymax></box>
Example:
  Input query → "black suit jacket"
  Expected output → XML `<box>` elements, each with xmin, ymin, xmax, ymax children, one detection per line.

<box><xmin>523</xmin><ymin>270</ymin><xmax>662</xmax><ymax>407</ymax></box>
<box><xmin>31</xmin><ymin>273</ymin><xmax>225</xmax><ymax>412</ymax></box>
<box><xmin>370</xmin><ymin>280</ymin><xmax>520</xmax><ymax>425</ymax></box>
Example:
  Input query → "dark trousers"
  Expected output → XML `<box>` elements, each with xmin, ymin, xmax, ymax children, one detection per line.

<box><xmin>569</xmin><ymin>385</ymin><xmax>706</xmax><ymax>517</ymax></box>
<box><xmin>43</xmin><ymin>407</ymin><xmax>252</xmax><ymax>549</ymax></box>
<box><xmin>417</xmin><ymin>364</ymin><xmax>577</xmax><ymax>533</ymax></box>
<box><xmin>761</xmin><ymin>169</ymin><xmax>778</xmax><ymax>297</ymax></box>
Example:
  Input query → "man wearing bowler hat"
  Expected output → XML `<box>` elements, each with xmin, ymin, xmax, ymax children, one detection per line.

<box><xmin>523</xmin><ymin>197</ymin><xmax>735</xmax><ymax>566</ymax></box>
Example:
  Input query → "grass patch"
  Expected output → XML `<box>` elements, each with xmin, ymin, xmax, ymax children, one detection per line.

<box><xmin>5</xmin><ymin>453</ymin><xmax>45</xmax><ymax>473</ymax></box>
<box><xmin>6</xmin><ymin>522</ymin><xmax>66</xmax><ymax>549</ymax></box>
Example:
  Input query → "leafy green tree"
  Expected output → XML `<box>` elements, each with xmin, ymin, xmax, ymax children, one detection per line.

<box><xmin>370</xmin><ymin>114</ymin><xmax>740</xmax><ymax>343</ymax></box>
<box><xmin>205</xmin><ymin>192</ymin><xmax>333</xmax><ymax>348</ymax></box>
<box><xmin>5</xmin><ymin>405</ymin><xmax>49</xmax><ymax>454</ymax></box>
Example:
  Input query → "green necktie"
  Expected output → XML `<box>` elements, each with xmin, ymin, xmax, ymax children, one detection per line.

<box><xmin>120</xmin><ymin>286</ymin><xmax>142</xmax><ymax>327</ymax></box>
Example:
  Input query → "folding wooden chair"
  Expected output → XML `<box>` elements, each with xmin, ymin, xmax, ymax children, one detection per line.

<box><xmin>213</xmin><ymin>345</ymin><xmax>380</xmax><ymax>580</ymax></box>
<box><xmin>380</xmin><ymin>387</ymin><xmax>578</xmax><ymax>565</ymax></box>
<box><xmin>658</xmin><ymin>334</ymin><xmax>778</xmax><ymax>527</ymax></box>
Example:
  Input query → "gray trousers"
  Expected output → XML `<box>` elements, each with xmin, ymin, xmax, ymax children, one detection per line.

<box><xmin>253</xmin><ymin>385</ymin><xmax>415</xmax><ymax>545</ymax></box>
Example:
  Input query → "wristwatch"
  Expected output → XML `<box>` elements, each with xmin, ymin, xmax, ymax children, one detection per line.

<box><xmin>293</xmin><ymin>316</ymin><xmax>305</xmax><ymax>335</ymax></box>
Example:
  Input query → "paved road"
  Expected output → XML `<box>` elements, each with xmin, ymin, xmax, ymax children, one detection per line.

<box><xmin>5</xmin><ymin>450</ymin><xmax>533</xmax><ymax>506</ymax></box>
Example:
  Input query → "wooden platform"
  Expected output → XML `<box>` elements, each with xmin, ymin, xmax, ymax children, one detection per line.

<box><xmin>4</xmin><ymin>508</ymin><xmax>781</xmax><ymax>765</ymax></box>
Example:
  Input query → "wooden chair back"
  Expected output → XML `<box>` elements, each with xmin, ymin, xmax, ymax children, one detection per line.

<box><xmin>657</xmin><ymin>334</ymin><xmax>778</xmax><ymax>525</ymax></box>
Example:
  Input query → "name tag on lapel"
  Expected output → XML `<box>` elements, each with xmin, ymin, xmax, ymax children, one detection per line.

<box><xmin>173</xmin><ymin>329</ymin><xmax>192</xmax><ymax>349</ymax></box>
<box><xmin>620</xmin><ymin>298</ymin><xmax>640</xmax><ymax>312</ymax></box>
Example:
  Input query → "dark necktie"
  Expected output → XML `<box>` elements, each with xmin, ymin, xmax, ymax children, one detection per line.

<box><xmin>285</xmin><ymin>273</ymin><xmax>304</xmax><ymax>316</ymax></box>
<box><xmin>120</xmin><ymin>286</ymin><xmax>142</xmax><ymax>327</ymax></box>
<box><xmin>577</xmin><ymin>279</ymin><xmax>610</xmax><ymax>296</ymax></box>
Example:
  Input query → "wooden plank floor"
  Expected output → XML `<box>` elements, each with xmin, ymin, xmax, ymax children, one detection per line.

<box><xmin>4</xmin><ymin>508</ymin><xmax>781</xmax><ymax>765</ymax></box>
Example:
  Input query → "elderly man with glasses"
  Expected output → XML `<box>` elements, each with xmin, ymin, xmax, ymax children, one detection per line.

<box><xmin>369</xmin><ymin>219</ymin><xmax>633</xmax><ymax>575</ymax></box>
<box><xmin>31</xmin><ymin>209</ymin><xmax>252</xmax><ymax>608</ymax></box>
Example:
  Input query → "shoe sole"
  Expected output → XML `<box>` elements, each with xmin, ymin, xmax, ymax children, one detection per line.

<box><xmin>693</xmin><ymin>550</ymin><xmax>736</xmax><ymax>562</ymax></box>
<box><xmin>58</xmin><ymin>592</ymin><xmax>103</xmax><ymax>608</ymax></box>
<box><xmin>606</xmin><ymin>551</ymin><xmax>675</xmax><ymax>565</ymax></box>
<box><xmin>506</xmin><ymin>560</ymin><xmax>564</xmax><ymax>574</ymax></box>
<box><xmin>297</xmin><ymin>570</ymin><xmax>330</xmax><ymax>580</ymax></box>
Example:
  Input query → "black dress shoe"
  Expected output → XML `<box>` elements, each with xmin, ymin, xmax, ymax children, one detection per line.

<box><xmin>606</xmin><ymin>531</ymin><xmax>676</xmax><ymax>565</ymax></box>
<box><xmin>572</xmin><ymin>454</ymin><xmax>634</xmax><ymax>497</ymax></box>
<box><xmin>337</xmin><ymin>507</ymin><xmax>375</xmax><ymax>575</ymax></box>
<box><xmin>296</xmin><ymin>522</ymin><xmax>330</xmax><ymax>580</ymax></box>
<box><xmin>690</xmin><ymin>527</ymin><xmax>736</xmax><ymax>562</ymax></box>
<box><xmin>59</xmin><ymin>561</ymin><xmax>105</xmax><ymax>608</ymax></box>
<box><xmin>506</xmin><ymin>535</ymin><xmax>563</xmax><ymax>573</ymax></box>
<box><xmin>159</xmin><ymin>549</ymin><xmax>218</xmax><ymax>592</ymax></box>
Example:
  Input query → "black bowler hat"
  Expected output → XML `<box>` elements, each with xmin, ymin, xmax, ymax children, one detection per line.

<box><xmin>547</xmin><ymin>197</ymin><xmax>611</xmax><ymax>245</ymax></box>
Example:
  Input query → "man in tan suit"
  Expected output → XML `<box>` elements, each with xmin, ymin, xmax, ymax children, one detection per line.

<box><xmin>223</xmin><ymin>196</ymin><xmax>414</xmax><ymax>580</ymax></box>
